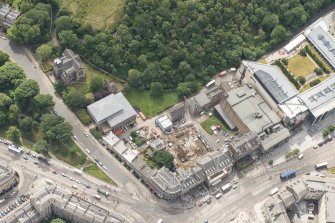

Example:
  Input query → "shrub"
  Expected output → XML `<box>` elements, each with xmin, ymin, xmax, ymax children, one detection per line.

<box><xmin>310</xmin><ymin>79</ymin><xmax>321</xmax><ymax>87</ymax></box>
<box><xmin>76</xmin><ymin>109</ymin><xmax>92</xmax><ymax>125</ymax></box>
<box><xmin>305</xmin><ymin>46</ymin><xmax>330</xmax><ymax>74</ymax></box>
<box><xmin>281</xmin><ymin>58</ymin><xmax>288</xmax><ymax>66</ymax></box>
<box><xmin>268</xmin><ymin>160</ymin><xmax>273</xmax><ymax>165</ymax></box>
<box><xmin>297</xmin><ymin>76</ymin><xmax>306</xmax><ymax>85</ymax></box>
<box><xmin>314</xmin><ymin>67</ymin><xmax>323</xmax><ymax>76</ymax></box>
<box><xmin>90</xmin><ymin>128</ymin><xmax>102</xmax><ymax>140</ymax></box>
<box><xmin>323</xmin><ymin>128</ymin><xmax>330</xmax><ymax>137</ymax></box>
<box><xmin>328</xmin><ymin>125</ymin><xmax>335</xmax><ymax>132</ymax></box>
<box><xmin>299</xmin><ymin>48</ymin><xmax>306</xmax><ymax>56</ymax></box>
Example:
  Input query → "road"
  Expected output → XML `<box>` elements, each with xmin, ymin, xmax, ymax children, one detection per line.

<box><xmin>0</xmin><ymin>39</ymin><xmax>151</xmax><ymax>199</ymax></box>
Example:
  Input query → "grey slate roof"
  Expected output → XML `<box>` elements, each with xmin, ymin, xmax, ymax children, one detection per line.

<box><xmin>227</xmin><ymin>86</ymin><xmax>281</xmax><ymax>134</ymax></box>
<box><xmin>87</xmin><ymin>92</ymin><xmax>137</xmax><ymax>126</ymax></box>
<box><xmin>194</xmin><ymin>92</ymin><xmax>211</xmax><ymax>107</ymax></box>
<box><xmin>307</xmin><ymin>26</ymin><xmax>335</xmax><ymax>69</ymax></box>
<box><xmin>62</xmin><ymin>49</ymin><xmax>83</xmax><ymax>73</ymax></box>
<box><xmin>245</xmin><ymin>61</ymin><xmax>298</xmax><ymax>104</ymax></box>
<box><xmin>298</xmin><ymin>74</ymin><xmax>335</xmax><ymax>118</ymax></box>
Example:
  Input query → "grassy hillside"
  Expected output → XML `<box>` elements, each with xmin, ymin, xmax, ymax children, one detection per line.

<box><xmin>60</xmin><ymin>0</ymin><xmax>124</xmax><ymax>30</ymax></box>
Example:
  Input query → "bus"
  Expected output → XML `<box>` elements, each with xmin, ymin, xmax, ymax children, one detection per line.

<box><xmin>97</xmin><ymin>188</ymin><xmax>109</xmax><ymax>196</ymax></box>
<box><xmin>315</xmin><ymin>162</ymin><xmax>328</xmax><ymax>169</ymax></box>
<box><xmin>280</xmin><ymin>170</ymin><xmax>296</xmax><ymax>181</ymax></box>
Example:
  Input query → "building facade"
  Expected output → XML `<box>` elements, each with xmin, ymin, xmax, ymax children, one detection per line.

<box><xmin>189</xmin><ymin>86</ymin><xmax>222</xmax><ymax>115</ymax></box>
<box><xmin>0</xmin><ymin>165</ymin><xmax>17</xmax><ymax>195</ymax></box>
<box><xmin>0</xmin><ymin>4</ymin><xmax>20</xmax><ymax>28</ymax></box>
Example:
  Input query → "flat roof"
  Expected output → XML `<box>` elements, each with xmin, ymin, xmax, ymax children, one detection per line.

<box><xmin>278</xmin><ymin>96</ymin><xmax>309</xmax><ymax>119</ymax></box>
<box><xmin>284</xmin><ymin>34</ymin><xmax>306</xmax><ymax>53</ymax></box>
<box><xmin>214</xmin><ymin>104</ymin><xmax>236</xmax><ymax>129</ymax></box>
<box><xmin>227</xmin><ymin>86</ymin><xmax>281</xmax><ymax>134</ymax></box>
<box><xmin>87</xmin><ymin>92</ymin><xmax>136</xmax><ymax>126</ymax></box>
<box><xmin>306</xmin><ymin>26</ymin><xmax>335</xmax><ymax>69</ymax></box>
<box><xmin>245</xmin><ymin>61</ymin><xmax>298</xmax><ymax>103</ymax></box>
<box><xmin>326</xmin><ymin>192</ymin><xmax>335</xmax><ymax>222</ymax></box>
<box><xmin>298</xmin><ymin>74</ymin><xmax>335</xmax><ymax>118</ymax></box>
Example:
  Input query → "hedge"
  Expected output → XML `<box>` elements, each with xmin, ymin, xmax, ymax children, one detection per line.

<box><xmin>76</xmin><ymin>109</ymin><xmax>92</xmax><ymax>126</ymax></box>
<box><xmin>275</xmin><ymin>60</ymin><xmax>300</xmax><ymax>89</ymax></box>
<box><xmin>305</xmin><ymin>45</ymin><xmax>330</xmax><ymax>74</ymax></box>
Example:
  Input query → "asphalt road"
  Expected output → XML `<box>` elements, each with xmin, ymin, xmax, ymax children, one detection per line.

<box><xmin>0</xmin><ymin>39</ymin><xmax>150</xmax><ymax>196</ymax></box>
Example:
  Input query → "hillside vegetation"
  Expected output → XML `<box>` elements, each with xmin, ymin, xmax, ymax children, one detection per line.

<box><xmin>59</xmin><ymin>0</ymin><xmax>125</xmax><ymax>30</ymax></box>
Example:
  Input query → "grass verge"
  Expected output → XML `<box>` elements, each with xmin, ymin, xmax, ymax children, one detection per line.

<box><xmin>60</xmin><ymin>0</ymin><xmax>125</xmax><ymax>30</ymax></box>
<box><xmin>201</xmin><ymin>115</ymin><xmax>230</xmax><ymax>135</ymax></box>
<box><xmin>287</xmin><ymin>54</ymin><xmax>317</xmax><ymax>77</ymax></box>
<box><xmin>50</xmin><ymin>140</ymin><xmax>87</xmax><ymax>168</ymax></box>
<box><xmin>328</xmin><ymin>167</ymin><xmax>335</xmax><ymax>175</ymax></box>
<box><xmin>125</xmin><ymin>90</ymin><xmax>178</xmax><ymax>117</ymax></box>
<box><xmin>83</xmin><ymin>161</ymin><xmax>115</xmax><ymax>185</ymax></box>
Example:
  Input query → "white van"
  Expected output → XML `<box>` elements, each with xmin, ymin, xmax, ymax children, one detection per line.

<box><xmin>269</xmin><ymin>187</ymin><xmax>279</xmax><ymax>196</ymax></box>
<box><xmin>157</xmin><ymin>219</ymin><xmax>163</xmax><ymax>223</ymax></box>
<box><xmin>215</xmin><ymin>193</ymin><xmax>222</xmax><ymax>199</ymax></box>
<box><xmin>72</xmin><ymin>185</ymin><xmax>78</xmax><ymax>189</ymax></box>
<box><xmin>45</xmin><ymin>179</ymin><xmax>53</xmax><ymax>185</ymax></box>
<box><xmin>298</xmin><ymin>154</ymin><xmax>304</xmax><ymax>160</ymax></box>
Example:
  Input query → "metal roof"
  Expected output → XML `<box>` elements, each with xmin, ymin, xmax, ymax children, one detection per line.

<box><xmin>298</xmin><ymin>74</ymin><xmax>335</xmax><ymax>118</ymax></box>
<box><xmin>87</xmin><ymin>92</ymin><xmax>137</xmax><ymax>126</ymax></box>
<box><xmin>284</xmin><ymin>34</ymin><xmax>306</xmax><ymax>53</ymax></box>
<box><xmin>227</xmin><ymin>86</ymin><xmax>281</xmax><ymax>134</ymax></box>
<box><xmin>245</xmin><ymin>61</ymin><xmax>298</xmax><ymax>103</ymax></box>
<box><xmin>306</xmin><ymin>26</ymin><xmax>335</xmax><ymax>69</ymax></box>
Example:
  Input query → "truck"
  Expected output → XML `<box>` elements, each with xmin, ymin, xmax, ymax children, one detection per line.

<box><xmin>280</xmin><ymin>170</ymin><xmax>296</xmax><ymax>181</ymax></box>
<box><xmin>221</xmin><ymin>183</ymin><xmax>232</xmax><ymax>193</ymax></box>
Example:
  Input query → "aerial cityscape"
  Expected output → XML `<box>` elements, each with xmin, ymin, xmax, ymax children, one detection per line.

<box><xmin>0</xmin><ymin>0</ymin><xmax>334</xmax><ymax>223</ymax></box>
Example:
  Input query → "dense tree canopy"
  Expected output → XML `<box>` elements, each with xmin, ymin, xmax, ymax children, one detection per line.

<box><xmin>89</xmin><ymin>76</ymin><xmax>105</xmax><ymax>93</ymax></box>
<box><xmin>6</xmin><ymin>126</ymin><xmax>21</xmax><ymax>143</ymax></box>
<box><xmin>8</xmin><ymin>3</ymin><xmax>51</xmax><ymax>44</ymax></box>
<box><xmin>40</xmin><ymin>114</ymin><xmax>73</xmax><ymax>142</ymax></box>
<box><xmin>67</xmin><ymin>0</ymin><xmax>331</xmax><ymax>97</ymax></box>
<box><xmin>153</xmin><ymin>150</ymin><xmax>174</xmax><ymax>170</ymax></box>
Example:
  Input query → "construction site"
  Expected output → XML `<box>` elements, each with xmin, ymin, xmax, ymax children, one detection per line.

<box><xmin>164</xmin><ymin>124</ymin><xmax>210</xmax><ymax>169</ymax></box>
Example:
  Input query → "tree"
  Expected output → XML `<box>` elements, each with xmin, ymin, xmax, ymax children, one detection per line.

<box><xmin>58</xmin><ymin>30</ymin><xmax>79</xmax><ymax>49</ymax></box>
<box><xmin>14</xmin><ymin>79</ymin><xmax>40</xmax><ymax>109</ymax></box>
<box><xmin>40</xmin><ymin>114</ymin><xmax>64</xmax><ymax>132</ymax></box>
<box><xmin>63</xmin><ymin>88</ymin><xmax>86</xmax><ymax>110</ymax></box>
<box><xmin>8</xmin><ymin>104</ymin><xmax>20</xmax><ymax>124</ymax></box>
<box><xmin>55</xmin><ymin>16</ymin><xmax>77</xmax><ymax>34</ymax></box>
<box><xmin>314</xmin><ymin>67</ymin><xmax>323</xmax><ymax>76</ymax></box>
<box><xmin>33</xmin><ymin>94</ymin><xmax>55</xmax><ymax>112</ymax></box>
<box><xmin>0</xmin><ymin>61</ymin><xmax>26</xmax><ymax>91</ymax></box>
<box><xmin>36</xmin><ymin>44</ymin><xmax>53</xmax><ymax>63</ymax></box>
<box><xmin>149</xmin><ymin>82</ymin><xmax>163</xmax><ymax>97</ymax></box>
<box><xmin>153</xmin><ymin>150</ymin><xmax>174</xmax><ymax>170</ymax></box>
<box><xmin>0</xmin><ymin>51</ymin><xmax>9</xmax><ymax>66</ymax></box>
<box><xmin>328</xmin><ymin>125</ymin><xmax>335</xmax><ymax>132</ymax></box>
<box><xmin>268</xmin><ymin>160</ymin><xmax>273</xmax><ymax>165</ymax></box>
<box><xmin>34</xmin><ymin>140</ymin><xmax>48</xmax><ymax>154</ymax></box>
<box><xmin>40</xmin><ymin>114</ymin><xmax>72</xmax><ymax>142</ymax></box>
<box><xmin>0</xmin><ymin>93</ymin><xmax>12</xmax><ymax>111</ymax></box>
<box><xmin>19</xmin><ymin>116</ymin><xmax>33</xmax><ymax>132</ymax></box>
<box><xmin>297</xmin><ymin>76</ymin><xmax>306</xmax><ymax>85</ymax></box>
<box><xmin>89</xmin><ymin>76</ymin><xmax>105</xmax><ymax>93</ymax></box>
<box><xmin>6</xmin><ymin>126</ymin><xmax>21</xmax><ymax>144</ymax></box>
<box><xmin>54</xmin><ymin>80</ymin><xmax>66</xmax><ymax>95</ymax></box>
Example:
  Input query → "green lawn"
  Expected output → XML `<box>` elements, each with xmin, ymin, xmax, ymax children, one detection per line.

<box><xmin>125</xmin><ymin>90</ymin><xmax>179</xmax><ymax>117</ymax></box>
<box><xmin>60</xmin><ymin>0</ymin><xmax>125</xmax><ymax>30</ymax></box>
<box><xmin>201</xmin><ymin>115</ymin><xmax>230</xmax><ymax>135</ymax></box>
<box><xmin>50</xmin><ymin>140</ymin><xmax>87</xmax><ymax>168</ymax></box>
<box><xmin>83</xmin><ymin>161</ymin><xmax>115</xmax><ymax>185</ymax></box>
<box><xmin>70</xmin><ymin>63</ymin><xmax>113</xmax><ymax>95</ymax></box>
<box><xmin>287</xmin><ymin>54</ymin><xmax>317</xmax><ymax>77</ymax></box>
<box><xmin>258</xmin><ymin>58</ymin><xmax>267</xmax><ymax>64</ymax></box>
<box><xmin>299</xmin><ymin>75</ymin><xmax>330</xmax><ymax>93</ymax></box>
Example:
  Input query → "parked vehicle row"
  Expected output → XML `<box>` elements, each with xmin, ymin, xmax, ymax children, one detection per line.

<box><xmin>0</xmin><ymin>193</ymin><xmax>30</xmax><ymax>218</ymax></box>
